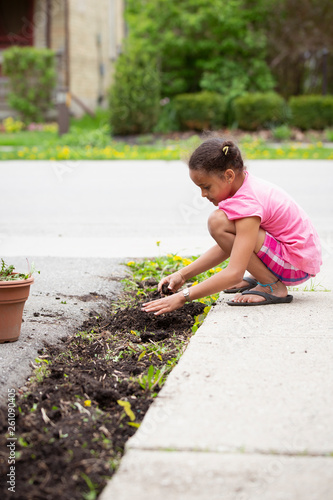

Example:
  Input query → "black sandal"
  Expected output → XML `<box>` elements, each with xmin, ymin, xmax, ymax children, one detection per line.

<box><xmin>227</xmin><ymin>279</ymin><xmax>293</xmax><ymax>306</ymax></box>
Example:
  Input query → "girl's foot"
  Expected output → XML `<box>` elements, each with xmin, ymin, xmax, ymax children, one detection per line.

<box><xmin>223</xmin><ymin>276</ymin><xmax>257</xmax><ymax>293</ymax></box>
<box><xmin>231</xmin><ymin>280</ymin><xmax>288</xmax><ymax>304</ymax></box>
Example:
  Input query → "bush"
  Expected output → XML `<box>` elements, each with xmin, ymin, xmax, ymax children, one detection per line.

<box><xmin>233</xmin><ymin>92</ymin><xmax>287</xmax><ymax>131</ymax></box>
<box><xmin>289</xmin><ymin>95</ymin><xmax>333</xmax><ymax>130</ymax></box>
<box><xmin>173</xmin><ymin>92</ymin><xmax>227</xmax><ymax>131</ymax></box>
<box><xmin>272</xmin><ymin>124</ymin><xmax>292</xmax><ymax>141</ymax></box>
<box><xmin>325</xmin><ymin>128</ymin><xmax>333</xmax><ymax>142</ymax></box>
<box><xmin>109</xmin><ymin>46</ymin><xmax>161</xmax><ymax>135</ymax></box>
<box><xmin>153</xmin><ymin>99</ymin><xmax>180</xmax><ymax>134</ymax></box>
<box><xmin>3</xmin><ymin>47</ymin><xmax>56</xmax><ymax>123</ymax></box>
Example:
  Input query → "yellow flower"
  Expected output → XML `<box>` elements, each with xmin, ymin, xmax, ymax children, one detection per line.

<box><xmin>173</xmin><ymin>255</ymin><xmax>182</xmax><ymax>261</ymax></box>
<box><xmin>127</xmin><ymin>261</ymin><xmax>135</xmax><ymax>266</ymax></box>
<box><xmin>215</xmin><ymin>267</ymin><xmax>222</xmax><ymax>272</ymax></box>
<box><xmin>181</xmin><ymin>258</ymin><xmax>192</xmax><ymax>266</ymax></box>
<box><xmin>84</xmin><ymin>400</ymin><xmax>91</xmax><ymax>407</ymax></box>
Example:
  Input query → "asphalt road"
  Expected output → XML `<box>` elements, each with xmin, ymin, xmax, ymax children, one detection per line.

<box><xmin>0</xmin><ymin>159</ymin><xmax>332</xmax><ymax>259</ymax></box>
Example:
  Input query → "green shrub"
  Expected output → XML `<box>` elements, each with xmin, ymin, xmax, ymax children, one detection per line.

<box><xmin>233</xmin><ymin>92</ymin><xmax>287</xmax><ymax>131</ymax></box>
<box><xmin>325</xmin><ymin>128</ymin><xmax>333</xmax><ymax>142</ymax></box>
<box><xmin>3</xmin><ymin>46</ymin><xmax>56</xmax><ymax>122</ymax></box>
<box><xmin>289</xmin><ymin>95</ymin><xmax>333</xmax><ymax>130</ymax></box>
<box><xmin>272</xmin><ymin>124</ymin><xmax>292</xmax><ymax>141</ymax></box>
<box><xmin>173</xmin><ymin>92</ymin><xmax>227</xmax><ymax>131</ymax></box>
<box><xmin>109</xmin><ymin>46</ymin><xmax>161</xmax><ymax>135</ymax></box>
<box><xmin>153</xmin><ymin>99</ymin><xmax>180</xmax><ymax>133</ymax></box>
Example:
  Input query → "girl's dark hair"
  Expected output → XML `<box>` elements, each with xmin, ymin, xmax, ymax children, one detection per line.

<box><xmin>188</xmin><ymin>138</ymin><xmax>244</xmax><ymax>175</ymax></box>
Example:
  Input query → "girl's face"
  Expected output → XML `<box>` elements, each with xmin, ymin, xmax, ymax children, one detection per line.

<box><xmin>189</xmin><ymin>168</ymin><xmax>237</xmax><ymax>205</ymax></box>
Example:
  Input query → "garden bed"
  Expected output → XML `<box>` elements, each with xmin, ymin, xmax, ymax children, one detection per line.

<box><xmin>0</xmin><ymin>276</ymin><xmax>208</xmax><ymax>499</ymax></box>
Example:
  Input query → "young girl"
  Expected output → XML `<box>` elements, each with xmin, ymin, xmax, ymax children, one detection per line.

<box><xmin>142</xmin><ymin>138</ymin><xmax>322</xmax><ymax>315</ymax></box>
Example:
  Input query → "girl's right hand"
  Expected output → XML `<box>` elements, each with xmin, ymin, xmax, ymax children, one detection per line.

<box><xmin>158</xmin><ymin>271</ymin><xmax>186</xmax><ymax>294</ymax></box>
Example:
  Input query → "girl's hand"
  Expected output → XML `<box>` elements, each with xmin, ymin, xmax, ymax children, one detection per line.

<box><xmin>142</xmin><ymin>292</ymin><xmax>185</xmax><ymax>316</ymax></box>
<box><xmin>158</xmin><ymin>270</ymin><xmax>185</xmax><ymax>294</ymax></box>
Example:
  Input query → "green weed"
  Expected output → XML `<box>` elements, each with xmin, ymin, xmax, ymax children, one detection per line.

<box><xmin>288</xmin><ymin>279</ymin><xmax>331</xmax><ymax>292</ymax></box>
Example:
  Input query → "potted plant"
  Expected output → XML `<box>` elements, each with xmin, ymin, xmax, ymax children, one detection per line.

<box><xmin>0</xmin><ymin>259</ymin><xmax>36</xmax><ymax>343</ymax></box>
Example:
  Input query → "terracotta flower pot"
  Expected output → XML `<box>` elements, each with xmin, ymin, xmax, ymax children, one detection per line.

<box><xmin>0</xmin><ymin>276</ymin><xmax>34</xmax><ymax>343</ymax></box>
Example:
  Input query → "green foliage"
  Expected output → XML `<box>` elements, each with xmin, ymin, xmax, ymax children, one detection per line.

<box><xmin>325</xmin><ymin>128</ymin><xmax>333</xmax><ymax>142</ymax></box>
<box><xmin>0</xmin><ymin>259</ymin><xmax>38</xmax><ymax>281</ymax></box>
<box><xmin>125</xmin><ymin>251</ymin><xmax>225</xmax><ymax>306</ymax></box>
<box><xmin>272</xmin><ymin>124</ymin><xmax>292</xmax><ymax>141</ymax></box>
<box><xmin>265</xmin><ymin>0</ymin><xmax>333</xmax><ymax>98</ymax></box>
<box><xmin>173</xmin><ymin>92</ymin><xmax>227</xmax><ymax>131</ymax></box>
<box><xmin>138</xmin><ymin>365</ymin><xmax>167</xmax><ymax>391</ymax></box>
<box><xmin>233</xmin><ymin>92</ymin><xmax>288</xmax><ymax>131</ymax></box>
<box><xmin>3</xmin><ymin>46</ymin><xmax>56</xmax><ymax>122</ymax></box>
<box><xmin>153</xmin><ymin>100</ymin><xmax>180</xmax><ymax>133</ymax></box>
<box><xmin>289</xmin><ymin>95</ymin><xmax>333</xmax><ymax>130</ymax></box>
<box><xmin>70</xmin><ymin>108</ymin><xmax>110</xmax><ymax>131</ymax></box>
<box><xmin>125</xmin><ymin>0</ymin><xmax>274</xmax><ymax>99</ymax></box>
<box><xmin>59</xmin><ymin>124</ymin><xmax>112</xmax><ymax>148</ymax></box>
<box><xmin>109</xmin><ymin>45</ymin><xmax>161</xmax><ymax>135</ymax></box>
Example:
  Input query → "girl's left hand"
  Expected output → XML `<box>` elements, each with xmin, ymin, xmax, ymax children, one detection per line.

<box><xmin>142</xmin><ymin>292</ymin><xmax>185</xmax><ymax>316</ymax></box>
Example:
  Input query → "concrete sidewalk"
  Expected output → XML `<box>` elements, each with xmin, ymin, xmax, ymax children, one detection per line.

<box><xmin>100</xmin><ymin>277</ymin><xmax>333</xmax><ymax>498</ymax></box>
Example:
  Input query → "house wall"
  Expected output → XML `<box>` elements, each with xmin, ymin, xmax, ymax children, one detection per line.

<box><xmin>70</xmin><ymin>0</ymin><xmax>125</xmax><ymax>114</ymax></box>
<box><xmin>34</xmin><ymin>0</ymin><xmax>125</xmax><ymax>115</ymax></box>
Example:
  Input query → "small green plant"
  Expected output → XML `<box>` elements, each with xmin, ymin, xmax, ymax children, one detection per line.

<box><xmin>29</xmin><ymin>358</ymin><xmax>51</xmax><ymax>384</ymax></box>
<box><xmin>325</xmin><ymin>128</ymin><xmax>333</xmax><ymax>142</ymax></box>
<box><xmin>2</xmin><ymin>116</ymin><xmax>24</xmax><ymax>133</ymax></box>
<box><xmin>138</xmin><ymin>365</ymin><xmax>167</xmax><ymax>392</ymax></box>
<box><xmin>0</xmin><ymin>258</ymin><xmax>39</xmax><ymax>281</ymax></box>
<box><xmin>272</xmin><ymin>124</ymin><xmax>292</xmax><ymax>141</ymax></box>
<box><xmin>81</xmin><ymin>472</ymin><xmax>99</xmax><ymax>500</ymax></box>
<box><xmin>192</xmin><ymin>306</ymin><xmax>211</xmax><ymax>333</ymax></box>
<box><xmin>288</xmin><ymin>279</ymin><xmax>331</xmax><ymax>292</ymax></box>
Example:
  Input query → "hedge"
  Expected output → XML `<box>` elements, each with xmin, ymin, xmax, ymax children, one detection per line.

<box><xmin>233</xmin><ymin>92</ymin><xmax>287</xmax><ymax>131</ymax></box>
<box><xmin>289</xmin><ymin>95</ymin><xmax>333</xmax><ymax>130</ymax></box>
<box><xmin>3</xmin><ymin>46</ymin><xmax>56</xmax><ymax>122</ymax></box>
<box><xmin>109</xmin><ymin>46</ymin><xmax>161</xmax><ymax>135</ymax></box>
<box><xmin>173</xmin><ymin>91</ymin><xmax>227</xmax><ymax>131</ymax></box>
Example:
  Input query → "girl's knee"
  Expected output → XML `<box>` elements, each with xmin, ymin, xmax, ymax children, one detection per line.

<box><xmin>208</xmin><ymin>209</ymin><xmax>233</xmax><ymax>236</ymax></box>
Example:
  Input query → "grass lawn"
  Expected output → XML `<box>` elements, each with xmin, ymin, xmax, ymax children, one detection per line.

<box><xmin>1</xmin><ymin>111</ymin><xmax>333</xmax><ymax>161</ymax></box>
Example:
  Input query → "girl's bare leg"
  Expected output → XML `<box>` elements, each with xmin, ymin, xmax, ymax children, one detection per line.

<box><xmin>208</xmin><ymin>210</ymin><xmax>288</xmax><ymax>303</ymax></box>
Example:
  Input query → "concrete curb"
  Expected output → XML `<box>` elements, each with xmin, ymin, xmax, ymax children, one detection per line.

<box><xmin>100</xmin><ymin>291</ymin><xmax>333</xmax><ymax>500</ymax></box>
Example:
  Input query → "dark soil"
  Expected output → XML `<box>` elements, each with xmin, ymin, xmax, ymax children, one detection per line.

<box><xmin>0</xmin><ymin>280</ymin><xmax>206</xmax><ymax>500</ymax></box>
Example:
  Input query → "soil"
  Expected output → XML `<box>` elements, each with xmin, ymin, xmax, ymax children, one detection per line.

<box><xmin>161</xmin><ymin>282</ymin><xmax>174</xmax><ymax>296</ymax></box>
<box><xmin>0</xmin><ymin>280</ymin><xmax>206</xmax><ymax>500</ymax></box>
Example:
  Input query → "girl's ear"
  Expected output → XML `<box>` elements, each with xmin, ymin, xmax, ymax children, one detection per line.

<box><xmin>225</xmin><ymin>168</ymin><xmax>236</xmax><ymax>184</ymax></box>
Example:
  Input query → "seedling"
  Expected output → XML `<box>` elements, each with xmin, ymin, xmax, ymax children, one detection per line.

<box><xmin>138</xmin><ymin>365</ymin><xmax>167</xmax><ymax>392</ymax></box>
